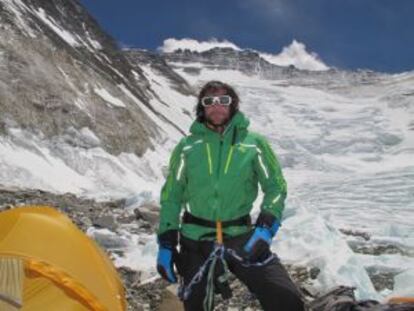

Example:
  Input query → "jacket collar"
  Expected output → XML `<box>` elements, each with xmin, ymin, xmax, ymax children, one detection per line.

<box><xmin>189</xmin><ymin>111</ymin><xmax>250</xmax><ymax>140</ymax></box>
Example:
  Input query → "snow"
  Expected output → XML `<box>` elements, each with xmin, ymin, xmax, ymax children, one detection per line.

<box><xmin>74</xmin><ymin>98</ymin><xmax>88</xmax><ymax>110</ymax></box>
<box><xmin>2</xmin><ymin>57</ymin><xmax>412</xmax><ymax>299</ymax></box>
<box><xmin>0</xmin><ymin>127</ymin><xmax>171</xmax><ymax>201</ymax></box>
<box><xmin>57</xmin><ymin>66</ymin><xmax>79</xmax><ymax>92</ymax></box>
<box><xmin>94</xmin><ymin>87</ymin><xmax>126</xmax><ymax>108</ymax></box>
<box><xmin>276</xmin><ymin>204</ymin><xmax>380</xmax><ymax>300</ymax></box>
<box><xmin>34</xmin><ymin>8</ymin><xmax>79</xmax><ymax>47</ymax></box>
<box><xmin>0</xmin><ymin>130</ymin><xmax>92</xmax><ymax>194</ymax></box>
<box><xmin>79</xmin><ymin>127</ymin><xmax>101</xmax><ymax>146</ymax></box>
<box><xmin>2</xmin><ymin>0</ymin><xmax>37</xmax><ymax>38</ymax></box>
<box><xmin>85</xmin><ymin>33</ymin><xmax>102</xmax><ymax>50</ymax></box>
<box><xmin>356</xmin><ymin>253</ymin><xmax>414</xmax><ymax>275</ymax></box>
<box><xmin>162</xmin><ymin>63</ymin><xmax>414</xmax><ymax>299</ymax></box>
<box><xmin>124</xmin><ymin>191</ymin><xmax>157</xmax><ymax>210</ymax></box>
<box><xmin>113</xmin><ymin>232</ymin><xmax>158</xmax><ymax>279</ymax></box>
<box><xmin>87</xmin><ymin>225</ymin><xmax>160</xmax><ymax>282</ymax></box>
<box><xmin>118</xmin><ymin>84</ymin><xmax>188</xmax><ymax>139</ymax></box>
<box><xmin>137</xmin><ymin>65</ymin><xmax>194</xmax><ymax>133</ymax></box>
<box><xmin>260</xmin><ymin>40</ymin><xmax>329</xmax><ymax>71</ymax></box>
<box><xmin>158</xmin><ymin>37</ymin><xmax>242</xmax><ymax>53</ymax></box>
<box><xmin>4</xmin><ymin>1</ymin><xmax>101</xmax><ymax>51</ymax></box>
<box><xmin>159</xmin><ymin>37</ymin><xmax>329</xmax><ymax>71</ymax></box>
<box><xmin>386</xmin><ymin>269</ymin><xmax>414</xmax><ymax>300</ymax></box>
<box><xmin>2</xmin><ymin>59</ymin><xmax>411</xmax><ymax>299</ymax></box>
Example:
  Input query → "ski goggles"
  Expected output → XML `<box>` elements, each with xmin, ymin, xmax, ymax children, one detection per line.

<box><xmin>201</xmin><ymin>95</ymin><xmax>232</xmax><ymax>107</ymax></box>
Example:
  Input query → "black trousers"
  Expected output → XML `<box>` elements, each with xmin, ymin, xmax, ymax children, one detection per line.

<box><xmin>176</xmin><ymin>231</ymin><xmax>305</xmax><ymax>311</ymax></box>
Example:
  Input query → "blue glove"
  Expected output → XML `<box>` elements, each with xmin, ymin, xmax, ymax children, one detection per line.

<box><xmin>157</xmin><ymin>246</ymin><xmax>177</xmax><ymax>283</ymax></box>
<box><xmin>243</xmin><ymin>212</ymin><xmax>280</xmax><ymax>261</ymax></box>
<box><xmin>156</xmin><ymin>230</ymin><xmax>178</xmax><ymax>283</ymax></box>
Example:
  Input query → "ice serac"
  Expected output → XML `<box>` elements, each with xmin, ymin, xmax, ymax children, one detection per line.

<box><xmin>389</xmin><ymin>269</ymin><xmax>414</xmax><ymax>299</ymax></box>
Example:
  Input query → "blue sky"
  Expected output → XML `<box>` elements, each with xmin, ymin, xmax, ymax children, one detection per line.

<box><xmin>80</xmin><ymin>0</ymin><xmax>413</xmax><ymax>73</ymax></box>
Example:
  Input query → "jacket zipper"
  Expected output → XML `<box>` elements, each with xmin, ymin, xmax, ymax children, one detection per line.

<box><xmin>214</xmin><ymin>139</ymin><xmax>223</xmax><ymax>217</ymax></box>
<box><xmin>216</xmin><ymin>139</ymin><xmax>223</xmax><ymax>177</ymax></box>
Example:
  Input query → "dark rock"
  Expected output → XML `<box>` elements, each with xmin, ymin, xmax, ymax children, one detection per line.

<box><xmin>90</xmin><ymin>228</ymin><xmax>129</xmax><ymax>251</ymax></box>
<box><xmin>117</xmin><ymin>214</ymin><xmax>137</xmax><ymax>224</ymax></box>
<box><xmin>134</xmin><ymin>205</ymin><xmax>160</xmax><ymax>228</ymax></box>
<box><xmin>310</xmin><ymin>267</ymin><xmax>321</xmax><ymax>280</ymax></box>
<box><xmin>340</xmin><ymin>228</ymin><xmax>371</xmax><ymax>241</ymax></box>
<box><xmin>93</xmin><ymin>214</ymin><xmax>118</xmax><ymax>231</ymax></box>
<box><xmin>366</xmin><ymin>268</ymin><xmax>397</xmax><ymax>292</ymax></box>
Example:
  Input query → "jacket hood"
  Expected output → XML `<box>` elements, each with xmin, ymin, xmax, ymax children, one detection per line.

<box><xmin>189</xmin><ymin>111</ymin><xmax>250</xmax><ymax>137</ymax></box>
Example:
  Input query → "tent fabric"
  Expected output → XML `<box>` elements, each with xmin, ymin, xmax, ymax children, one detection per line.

<box><xmin>0</xmin><ymin>206</ymin><xmax>126</xmax><ymax>311</ymax></box>
<box><xmin>0</xmin><ymin>257</ymin><xmax>24</xmax><ymax>310</ymax></box>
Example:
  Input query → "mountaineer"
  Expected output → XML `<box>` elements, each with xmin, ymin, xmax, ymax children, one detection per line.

<box><xmin>156</xmin><ymin>80</ymin><xmax>305</xmax><ymax>311</ymax></box>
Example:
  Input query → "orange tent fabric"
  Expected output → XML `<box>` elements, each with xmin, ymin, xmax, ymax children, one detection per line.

<box><xmin>0</xmin><ymin>206</ymin><xmax>126</xmax><ymax>311</ymax></box>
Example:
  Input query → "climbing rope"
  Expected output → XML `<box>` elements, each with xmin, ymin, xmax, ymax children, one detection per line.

<box><xmin>177</xmin><ymin>221</ymin><xmax>278</xmax><ymax>311</ymax></box>
<box><xmin>203</xmin><ymin>244</ymin><xmax>230</xmax><ymax>310</ymax></box>
<box><xmin>177</xmin><ymin>245</ymin><xmax>277</xmax><ymax>303</ymax></box>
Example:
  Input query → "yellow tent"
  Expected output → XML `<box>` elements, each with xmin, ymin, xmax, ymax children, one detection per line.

<box><xmin>0</xmin><ymin>206</ymin><xmax>126</xmax><ymax>311</ymax></box>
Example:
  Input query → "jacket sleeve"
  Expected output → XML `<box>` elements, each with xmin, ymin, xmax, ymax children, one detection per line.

<box><xmin>157</xmin><ymin>138</ymin><xmax>187</xmax><ymax>235</ymax></box>
<box><xmin>253</xmin><ymin>135</ymin><xmax>287</xmax><ymax>223</ymax></box>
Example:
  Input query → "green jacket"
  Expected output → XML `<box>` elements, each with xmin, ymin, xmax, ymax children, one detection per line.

<box><xmin>157</xmin><ymin>111</ymin><xmax>287</xmax><ymax>241</ymax></box>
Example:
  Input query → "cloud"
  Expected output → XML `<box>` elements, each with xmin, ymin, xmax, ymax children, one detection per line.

<box><xmin>157</xmin><ymin>38</ymin><xmax>242</xmax><ymax>53</ymax></box>
<box><xmin>260</xmin><ymin>39</ymin><xmax>329</xmax><ymax>71</ymax></box>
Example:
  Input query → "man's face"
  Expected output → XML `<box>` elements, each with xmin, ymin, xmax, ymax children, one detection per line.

<box><xmin>203</xmin><ymin>88</ymin><xmax>231</xmax><ymax>127</ymax></box>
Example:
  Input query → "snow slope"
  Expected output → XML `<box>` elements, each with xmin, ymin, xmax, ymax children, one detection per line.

<box><xmin>117</xmin><ymin>61</ymin><xmax>413</xmax><ymax>300</ymax></box>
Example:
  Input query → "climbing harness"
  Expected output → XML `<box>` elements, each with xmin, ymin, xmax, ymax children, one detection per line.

<box><xmin>177</xmin><ymin>220</ymin><xmax>278</xmax><ymax>311</ymax></box>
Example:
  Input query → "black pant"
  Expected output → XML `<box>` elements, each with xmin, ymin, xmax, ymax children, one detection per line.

<box><xmin>176</xmin><ymin>231</ymin><xmax>305</xmax><ymax>311</ymax></box>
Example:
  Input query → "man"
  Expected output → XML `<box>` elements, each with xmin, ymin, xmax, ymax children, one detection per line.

<box><xmin>156</xmin><ymin>81</ymin><xmax>305</xmax><ymax>310</ymax></box>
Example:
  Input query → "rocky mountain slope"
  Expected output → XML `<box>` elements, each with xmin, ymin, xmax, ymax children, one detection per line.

<box><xmin>0</xmin><ymin>0</ymin><xmax>196</xmax><ymax>198</ymax></box>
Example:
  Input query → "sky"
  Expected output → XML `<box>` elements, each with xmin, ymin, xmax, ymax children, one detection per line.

<box><xmin>80</xmin><ymin>0</ymin><xmax>414</xmax><ymax>73</ymax></box>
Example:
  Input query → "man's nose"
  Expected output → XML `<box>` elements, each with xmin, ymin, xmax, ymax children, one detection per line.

<box><xmin>211</xmin><ymin>99</ymin><xmax>227</xmax><ymax>107</ymax></box>
<box><xmin>211</xmin><ymin>104</ymin><xmax>226</xmax><ymax>110</ymax></box>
